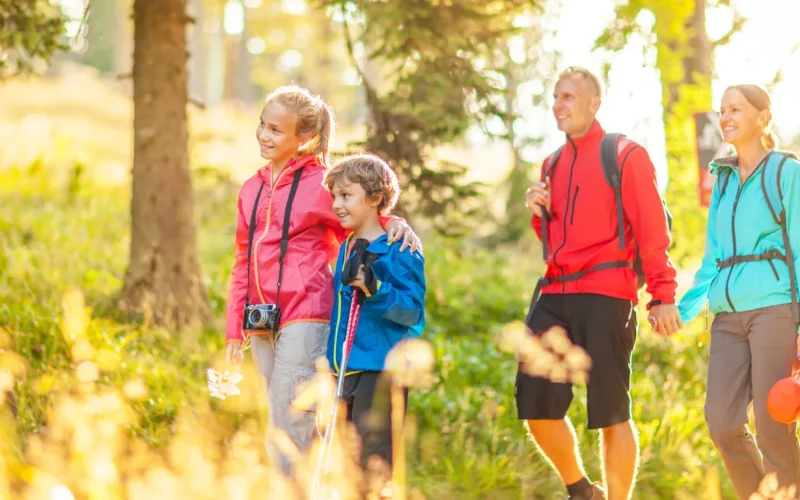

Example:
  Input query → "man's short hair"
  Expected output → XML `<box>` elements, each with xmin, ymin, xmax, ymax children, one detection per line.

<box><xmin>557</xmin><ymin>66</ymin><xmax>603</xmax><ymax>97</ymax></box>
<box><xmin>324</xmin><ymin>153</ymin><xmax>400</xmax><ymax>215</ymax></box>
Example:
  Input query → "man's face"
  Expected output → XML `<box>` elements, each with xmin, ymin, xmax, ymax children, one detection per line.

<box><xmin>552</xmin><ymin>75</ymin><xmax>601</xmax><ymax>137</ymax></box>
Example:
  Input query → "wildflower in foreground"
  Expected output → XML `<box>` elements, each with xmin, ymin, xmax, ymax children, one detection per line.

<box><xmin>206</xmin><ymin>368</ymin><xmax>243</xmax><ymax>400</ymax></box>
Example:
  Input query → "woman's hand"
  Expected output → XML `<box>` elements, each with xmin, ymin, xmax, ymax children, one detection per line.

<box><xmin>386</xmin><ymin>219</ymin><xmax>422</xmax><ymax>253</ymax></box>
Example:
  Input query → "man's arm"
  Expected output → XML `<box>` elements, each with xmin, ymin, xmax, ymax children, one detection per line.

<box><xmin>619</xmin><ymin>144</ymin><xmax>678</xmax><ymax>307</ymax></box>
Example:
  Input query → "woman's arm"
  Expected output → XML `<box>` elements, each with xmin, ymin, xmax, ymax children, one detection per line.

<box><xmin>678</xmin><ymin>180</ymin><xmax>722</xmax><ymax>324</ymax></box>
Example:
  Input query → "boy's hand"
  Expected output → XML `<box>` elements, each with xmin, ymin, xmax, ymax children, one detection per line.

<box><xmin>349</xmin><ymin>265</ymin><xmax>371</xmax><ymax>296</ymax></box>
<box><xmin>386</xmin><ymin>219</ymin><xmax>422</xmax><ymax>253</ymax></box>
<box><xmin>525</xmin><ymin>177</ymin><xmax>551</xmax><ymax>218</ymax></box>
<box><xmin>225</xmin><ymin>342</ymin><xmax>243</xmax><ymax>364</ymax></box>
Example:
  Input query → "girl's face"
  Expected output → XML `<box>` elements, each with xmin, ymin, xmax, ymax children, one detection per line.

<box><xmin>719</xmin><ymin>89</ymin><xmax>767</xmax><ymax>148</ymax></box>
<box><xmin>256</xmin><ymin>102</ymin><xmax>305</xmax><ymax>165</ymax></box>
<box><xmin>330</xmin><ymin>179</ymin><xmax>381</xmax><ymax>230</ymax></box>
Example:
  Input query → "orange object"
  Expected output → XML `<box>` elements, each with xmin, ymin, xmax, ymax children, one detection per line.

<box><xmin>767</xmin><ymin>375</ymin><xmax>800</xmax><ymax>424</ymax></box>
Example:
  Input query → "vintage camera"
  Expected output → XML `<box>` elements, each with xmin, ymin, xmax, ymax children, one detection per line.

<box><xmin>243</xmin><ymin>304</ymin><xmax>280</xmax><ymax>332</ymax></box>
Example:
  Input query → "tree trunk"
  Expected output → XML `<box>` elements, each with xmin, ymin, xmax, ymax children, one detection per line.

<box><xmin>119</xmin><ymin>0</ymin><xmax>209</xmax><ymax>329</ymax></box>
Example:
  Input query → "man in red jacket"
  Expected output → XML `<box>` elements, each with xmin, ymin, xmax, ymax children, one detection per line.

<box><xmin>518</xmin><ymin>67</ymin><xmax>683</xmax><ymax>500</ymax></box>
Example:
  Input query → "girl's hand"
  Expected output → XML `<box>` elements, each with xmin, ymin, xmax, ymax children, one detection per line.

<box><xmin>386</xmin><ymin>219</ymin><xmax>422</xmax><ymax>253</ymax></box>
<box><xmin>226</xmin><ymin>342</ymin><xmax>243</xmax><ymax>365</ymax></box>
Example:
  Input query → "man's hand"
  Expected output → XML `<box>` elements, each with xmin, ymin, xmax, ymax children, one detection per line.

<box><xmin>386</xmin><ymin>219</ymin><xmax>422</xmax><ymax>253</ymax></box>
<box><xmin>225</xmin><ymin>342</ymin><xmax>243</xmax><ymax>364</ymax></box>
<box><xmin>525</xmin><ymin>177</ymin><xmax>551</xmax><ymax>218</ymax></box>
<box><xmin>793</xmin><ymin>335</ymin><xmax>800</xmax><ymax>375</ymax></box>
<box><xmin>648</xmin><ymin>303</ymin><xmax>684</xmax><ymax>337</ymax></box>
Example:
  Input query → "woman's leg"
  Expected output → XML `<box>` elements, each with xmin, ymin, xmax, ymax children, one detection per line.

<box><xmin>705</xmin><ymin>311</ymin><xmax>765</xmax><ymax>498</ymax></box>
<box><xmin>747</xmin><ymin>304</ymin><xmax>800</xmax><ymax>494</ymax></box>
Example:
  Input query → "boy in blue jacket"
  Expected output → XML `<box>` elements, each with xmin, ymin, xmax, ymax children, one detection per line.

<box><xmin>322</xmin><ymin>153</ymin><xmax>426</xmax><ymax>486</ymax></box>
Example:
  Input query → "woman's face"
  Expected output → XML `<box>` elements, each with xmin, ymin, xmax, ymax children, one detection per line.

<box><xmin>719</xmin><ymin>89</ymin><xmax>768</xmax><ymax>148</ymax></box>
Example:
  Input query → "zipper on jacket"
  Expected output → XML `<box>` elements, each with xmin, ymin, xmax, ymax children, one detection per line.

<box><xmin>551</xmin><ymin>137</ymin><xmax>578</xmax><ymax>291</ymax></box>
<box><xmin>724</xmin><ymin>159</ymin><xmax>768</xmax><ymax>312</ymax></box>
<box><xmin>570</xmin><ymin>186</ymin><xmax>580</xmax><ymax>225</ymax></box>
<box><xmin>253</xmin><ymin>167</ymin><xmax>288</xmax><ymax>305</ymax></box>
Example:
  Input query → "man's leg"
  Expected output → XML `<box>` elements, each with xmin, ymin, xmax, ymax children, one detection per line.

<box><xmin>572</xmin><ymin>294</ymin><xmax>639</xmax><ymax>500</ymax></box>
<box><xmin>526</xmin><ymin>418</ymin><xmax>588</xmax><ymax>487</ymax></box>
<box><xmin>600</xmin><ymin>420</ymin><xmax>639</xmax><ymax>500</ymax></box>
<box><xmin>517</xmin><ymin>294</ymin><xmax>596</xmax><ymax>497</ymax></box>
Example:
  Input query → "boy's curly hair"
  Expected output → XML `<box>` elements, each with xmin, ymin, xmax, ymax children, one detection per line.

<box><xmin>324</xmin><ymin>153</ymin><xmax>400</xmax><ymax>215</ymax></box>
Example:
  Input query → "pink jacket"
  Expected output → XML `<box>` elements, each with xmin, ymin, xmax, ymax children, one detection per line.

<box><xmin>225</xmin><ymin>155</ymin><xmax>394</xmax><ymax>343</ymax></box>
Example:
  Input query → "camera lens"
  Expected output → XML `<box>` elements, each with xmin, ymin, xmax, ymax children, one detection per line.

<box><xmin>248</xmin><ymin>309</ymin><xmax>265</xmax><ymax>327</ymax></box>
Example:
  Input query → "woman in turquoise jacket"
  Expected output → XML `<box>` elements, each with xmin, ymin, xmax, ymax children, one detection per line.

<box><xmin>678</xmin><ymin>84</ymin><xmax>800</xmax><ymax>498</ymax></box>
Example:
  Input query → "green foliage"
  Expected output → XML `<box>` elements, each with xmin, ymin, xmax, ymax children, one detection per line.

<box><xmin>0</xmin><ymin>0</ymin><xmax>67</xmax><ymax>79</ymax></box>
<box><xmin>313</xmin><ymin>0</ymin><xmax>540</xmax><ymax>236</ymax></box>
<box><xmin>1</xmin><ymin>159</ymin><xmax>743</xmax><ymax>498</ymax></box>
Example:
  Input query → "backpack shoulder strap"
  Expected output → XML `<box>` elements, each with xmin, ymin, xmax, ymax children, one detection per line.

<box><xmin>762</xmin><ymin>150</ymin><xmax>799</xmax><ymax>326</ymax></box>
<box><xmin>544</xmin><ymin>145</ymin><xmax>564</xmax><ymax>180</ymax></box>
<box><xmin>539</xmin><ymin>146</ymin><xmax>564</xmax><ymax>261</ymax></box>
<box><xmin>761</xmin><ymin>151</ymin><xmax>798</xmax><ymax>224</ymax></box>
<box><xmin>600</xmin><ymin>133</ymin><xmax>626</xmax><ymax>249</ymax></box>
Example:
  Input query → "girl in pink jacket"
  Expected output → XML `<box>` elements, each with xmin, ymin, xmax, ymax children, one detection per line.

<box><xmin>224</xmin><ymin>85</ymin><xmax>418</xmax><ymax>476</ymax></box>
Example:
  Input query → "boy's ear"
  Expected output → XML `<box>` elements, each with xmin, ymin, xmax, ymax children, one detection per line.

<box><xmin>369</xmin><ymin>193</ymin><xmax>383</xmax><ymax>209</ymax></box>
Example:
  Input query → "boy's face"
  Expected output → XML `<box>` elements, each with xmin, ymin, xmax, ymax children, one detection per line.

<box><xmin>331</xmin><ymin>178</ymin><xmax>382</xmax><ymax>230</ymax></box>
<box><xmin>256</xmin><ymin>101</ymin><xmax>304</xmax><ymax>164</ymax></box>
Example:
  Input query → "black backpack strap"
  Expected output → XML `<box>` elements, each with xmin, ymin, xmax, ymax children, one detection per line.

<box><xmin>600</xmin><ymin>133</ymin><xmax>626</xmax><ymax>249</ymax></box>
<box><xmin>244</xmin><ymin>182</ymin><xmax>266</xmax><ymax>308</ymax></box>
<box><xmin>275</xmin><ymin>168</ymin><xmax>305</xmax><ymax>310</ymax></box>
<box><xmin>540</xmin><ymin>146</ymin><xmax>563</xmax><ymax>261</ymax></box>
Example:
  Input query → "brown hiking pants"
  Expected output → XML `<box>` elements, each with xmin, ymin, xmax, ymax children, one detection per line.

<box><xmin>705</xmin><ymin>304</ymin><xmax>800</xmax><ymax>498</ymax></box>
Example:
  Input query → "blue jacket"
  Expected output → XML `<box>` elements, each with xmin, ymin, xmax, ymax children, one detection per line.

<box><xmin>678</xmin><ymin>151</ymin><xmax>800</xmax><ymax>330</ymax></box>
<box><xmin>327</xmin><ymin>233</ymin><xmax>426</xmax><ymax>374</ymax></box>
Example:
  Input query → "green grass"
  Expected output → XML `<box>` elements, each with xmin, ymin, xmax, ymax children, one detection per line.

<box><xmin>0</xmin><ymin>160</ymin><xmax>740</xmax><ymax>499</ymax></box>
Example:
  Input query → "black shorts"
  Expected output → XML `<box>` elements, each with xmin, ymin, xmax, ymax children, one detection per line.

<box><xmin>515</xmin><ymin>293</ymin><xmax>637</xmax><ymax>430</ymax></box>
<box><xmin>341</xmin><ymin>371</ymin><xmax>408</xmax><ymax>470</ymax></box>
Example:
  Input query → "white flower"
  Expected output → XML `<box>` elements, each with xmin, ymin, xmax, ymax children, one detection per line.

<box><xmin>206</xmin><ymin>368</ymin><xmax>243</xmax><ymax>400</ymax></box>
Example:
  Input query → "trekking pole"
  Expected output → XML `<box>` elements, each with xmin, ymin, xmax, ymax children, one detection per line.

<box><xmin>310</xmin><ymin>289</ymin><xmax>364</xmax><ymax>500</ymax></box>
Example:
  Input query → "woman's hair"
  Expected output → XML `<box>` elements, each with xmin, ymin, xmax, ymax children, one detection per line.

<box><xmin>726</xmin><ymin>84</ymin><xmax>778</xmax><ymax>149</ymax></box>
<box><xmin>264</xmin><ymin>85</ymin><xmax>336</xmax><ymax>164</ymax></box>
<box><xmin>324</xmin><ymin>153</ymin><xmax>400</xmax><ymax>215</ymax></box>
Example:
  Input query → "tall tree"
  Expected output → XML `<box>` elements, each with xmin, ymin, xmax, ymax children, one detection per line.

<box><xmin>495</xmin><ymin>9</ymin><xmax>560</xmax><ymax>243</ymax></box>
<box><xmin>118</xmin><ymin>0</ymin><xmax>210</xmax><ymax>328</ymax></box>
<box><xmin>596</xmin><ymin>0</ymin><xmax>744</xmax><ymax>264</ymax></box>
<box><xmin>315</xmin><ymin>0</ymin><xmax>538</xmax><ymax>236</ymax></box>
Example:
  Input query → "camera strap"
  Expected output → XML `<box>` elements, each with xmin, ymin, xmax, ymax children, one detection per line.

<box><xmin>244</xmin><ymin>167</ymin><xmax>305</xmax><ymax>309</ymax></box>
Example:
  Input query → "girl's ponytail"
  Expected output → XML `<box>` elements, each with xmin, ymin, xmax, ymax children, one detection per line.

<box><xmin>314</xmin><ymin>102</ymin><xmax>334</xmax><ymax>166</ymax></box>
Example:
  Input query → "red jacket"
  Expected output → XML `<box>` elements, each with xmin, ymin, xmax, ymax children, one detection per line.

<box><xmin>225</xmin><ymin>155</ymin><xmax>395</xmax><ymax>343</ymax></box>
<box><xmin>531</xmin><ymin>120</ymin><xmax>677</xmax><ymax>307</ymax></box>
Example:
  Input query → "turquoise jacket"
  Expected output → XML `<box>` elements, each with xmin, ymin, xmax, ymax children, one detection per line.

<box><xmin>327</xmin><ymin>234</ymin><xmax>426</xmax><ymax>375</ymax></box>
<box><xmin>678</xmin><ymin>151</ymin><xmax>800</xmax><ymax>330</ymax></box>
